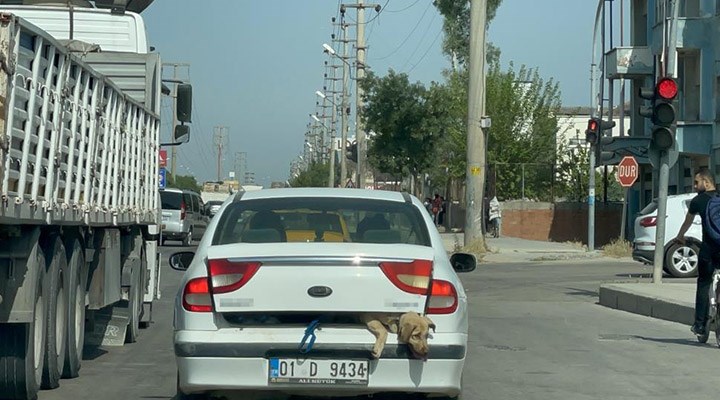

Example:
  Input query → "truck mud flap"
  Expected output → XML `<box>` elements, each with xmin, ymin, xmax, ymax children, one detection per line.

<box><xmin>84</xmin><ymin>307</ymin><xmax>129</xmax><ymax>347</ymax></box>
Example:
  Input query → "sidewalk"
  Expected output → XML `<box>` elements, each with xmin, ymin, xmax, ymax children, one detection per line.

<box><xmin>439</xmin><ymin>233</ymin><xmax>697</xmax><ymax>327</ymax></box>
<box><xmin>440</xmin><ymin>232</ymin><xmax>603</xmax><ymax>263</ymax></box>
<box><xmin>599</xmin><ymin>282</ymin><xmax>696</xmax><ymax>326</ymax></box>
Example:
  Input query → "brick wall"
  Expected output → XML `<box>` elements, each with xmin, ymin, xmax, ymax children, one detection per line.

<box><xmin>500</xmin><ymin>201</ymin><xmax>623</xmax><ymax>246</ymax></box>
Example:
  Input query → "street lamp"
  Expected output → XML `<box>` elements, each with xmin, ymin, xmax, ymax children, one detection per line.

<box><xmin>322</xmin><ymin>43</ymin><xmax>336</xmax><ymax>55</ymax></box>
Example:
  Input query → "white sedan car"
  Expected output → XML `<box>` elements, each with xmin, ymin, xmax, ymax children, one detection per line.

<box><xmin>170</xmin><ymin>188</ymin><xmax>476</xmax><ymax>399</ymax></box>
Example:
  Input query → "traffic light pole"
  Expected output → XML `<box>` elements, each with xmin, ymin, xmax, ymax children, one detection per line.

<box><xmin>652</xmin><ymin>151</ymin><xmax>670</xmax><ymax>284</ymax></box>
<box><xmin>588</xmin><ymin>143</ymin><xmax>596</xmax><ymax>251</ymax></box>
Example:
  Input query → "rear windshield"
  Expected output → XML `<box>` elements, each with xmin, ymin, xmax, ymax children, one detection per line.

<box><xmin>160</xmin><ymin>191</ymin><xmax>182</xmax><ymax>210</ymax></box>
<box><xmin>213</xmin><ymin>197</ymin><xmax>431</xmax><ymax>246</ymax></box>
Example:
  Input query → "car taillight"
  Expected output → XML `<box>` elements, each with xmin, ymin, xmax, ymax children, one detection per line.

<box><xmin>379</xmin><ymin>260</ymin><xmax>432</xmax><ymax>295</ymax></box>
<box><xmin>180</xmin><ymin>202</ymin><xmax>186</xmax><ymax>220</ymax></box>
<box><xmin>427</xmin><ymin>280</ymin><xmax>458</xmax><ymax>314</ymax></box>
<box><xmin>183</xmin><ymin>277</ymin><xmax>212</xmax><ymax>312</ymax></box>
<box><xmin>640</xmin><ymin>216</ymin><xmax>657</xmax><ymax>227</ymax></box>
<box><xmin>208</xmin><ymin>259</ymin><xmax>261</xmax><ymax>294</ymax></box>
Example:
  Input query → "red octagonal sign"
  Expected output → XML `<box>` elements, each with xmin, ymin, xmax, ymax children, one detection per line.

<box><xmin>618</xmin><ymin>156</ymin><xmax>639</xmax><ymax>187</ymax></box>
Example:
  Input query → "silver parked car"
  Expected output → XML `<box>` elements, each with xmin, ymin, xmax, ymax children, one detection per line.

<box><xmin>160</xmin><ymin>189</ymin><xmax>209</xmax><ymax>246</ymax></box>
<box><xmin>169</xmin><ymin>188</ymin><xmax>476</xmax><ymax>399</ymax></box>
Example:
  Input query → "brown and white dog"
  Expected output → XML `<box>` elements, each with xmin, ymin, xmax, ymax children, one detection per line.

<box><xmin>361</xmin><ymin>312</ymin><xmax>435</xmax><ymax>360</ymax></box>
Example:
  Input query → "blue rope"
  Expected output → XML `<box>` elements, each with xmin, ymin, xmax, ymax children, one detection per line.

<box><xmin>298</xmin><ymin>319</ymin><xmax>321</xmax><ymax>354</ymax></box>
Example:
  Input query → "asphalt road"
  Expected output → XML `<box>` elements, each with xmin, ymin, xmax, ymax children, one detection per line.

<box><xmin>37</xmin><ymin>253</ymin><xmax>719</xmax><ymax>400</ymax></box>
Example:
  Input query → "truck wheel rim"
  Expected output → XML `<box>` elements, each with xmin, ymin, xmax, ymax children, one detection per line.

<box><xmin>34</xmin><ymin>292</ymin><xmax>44</xmax><ymax>372</ymax></box>
<box><xmin>56</xmin><ymin>285</ymin><xmax>66</xmax><ymax>361</ymax></box>
<box><xmin>75</xmin><ymin>280</ymin><xmax>83</xmax><ymax>353</ymax></box>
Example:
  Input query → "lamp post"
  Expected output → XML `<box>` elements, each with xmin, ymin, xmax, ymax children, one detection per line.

<box><xmin>323</xmin><ymin>43</ymin><xmax>352</xmax><ymax>186</ymax></box>
<box><xmin>312</xmin><ymin>112</ymin><xmax>336</xmax><ymax>188</ymax></box>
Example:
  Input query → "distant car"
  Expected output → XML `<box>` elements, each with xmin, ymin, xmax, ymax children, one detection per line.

<box><xmin>169</xmin><ymin>188</ymin><xmax>476</xmax><ymax>399</ymax></box>
<box><xmin>205</xmin><ymin>200</ymin><xmax>224</xmax><ymax>218</ymax></box>
<box><xmin>160</xmin><ymin>189</ymin><xmax>209</xmax><ymax>246</ymax></box>
<box><xmin>633</xmin><ymin>193</ymin><xmax>701</xmax><ymax>278</ymax></box>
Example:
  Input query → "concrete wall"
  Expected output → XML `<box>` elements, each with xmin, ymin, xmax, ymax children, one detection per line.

<box><xmin>501</xmin><ymin>201</ymin><xmax>624</xmax><ymax>246</ymax></box>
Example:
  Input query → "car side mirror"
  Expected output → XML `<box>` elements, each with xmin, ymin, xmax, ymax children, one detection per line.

<box><xmin>450</xmin><ymin>253</ymin><xmax>477</xmax><ymax>273</ymax></box>
<box><xmin>169</xmin><ymin>251</ymin><xmax>195</xmax><ymax>271</ymax></box>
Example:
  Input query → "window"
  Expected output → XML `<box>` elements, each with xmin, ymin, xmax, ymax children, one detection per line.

<box><xmin>678</xmin><ymin>50</ymin><xmax>700</xmax><ymax>121</ymax></box>
<box><xmin>160</xmin><ymin>191</ymin><xmax>182</xmax><ymax>210</ymax></box>
<box><xmin>213</xmin><ymin>197</ymin><xmax>431</xmax><ymax>246</ymax></box>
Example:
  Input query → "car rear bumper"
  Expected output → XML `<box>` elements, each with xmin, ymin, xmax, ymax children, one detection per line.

<box><xmin>175</xmin><ymin>329</ymin><xmax>466</xmax><ymax>396</ymax></box>
<box><xmin>632</xmin><ymin>248</ymin><xmax>654</xmax><ymax>264</ymax></box>
<box><xmin>177</xmin><ymin>356</ymin><xmax>463</xmax><ymax>396</ymax></box>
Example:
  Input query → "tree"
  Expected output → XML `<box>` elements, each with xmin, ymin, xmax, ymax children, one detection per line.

<box><xmin>360</xmin><ymin>70</ymin><xmax>441</xmax><ymax>189</ymax></box>
<box><xmin>426</xmin><ymin>63</ymin><xmax>562</xmax><ymax>201</ymax></box>
<box><xmin>289</xmin><ymin>162</ymin><xmax>332</xmax><ymax>188</ymax></box>
<box><xmin>484</xmin><ymin>63</ymin><xmax>561</xmax><ymax>200</ymax></box>
<box><xmin>167</xmin><ymin>174</ymin><xmax>201</xmax><ymax>193</ymax></box>
<box><xmin>434</xmin><ymin>0</ymin><xmax>503</xmax><ymax>67</ymax></box>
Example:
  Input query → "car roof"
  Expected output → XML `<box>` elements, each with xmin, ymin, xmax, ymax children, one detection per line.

<box><xmin>235</xmin><ymin>188</ymin><xmax>409</xmax><ymax>203</ymax></box>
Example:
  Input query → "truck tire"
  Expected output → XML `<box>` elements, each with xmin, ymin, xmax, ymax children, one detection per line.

<box><xmin>41</xmin><ymin>238</ymin><xmax>68</xmax><ymax>390</ymax></box>
<box><xmin>0</xmin><ymin>242</ymin><xmax>46</xmax><ymax>400</ymax></box>
<box><xmin>62</xmin><ymin>239</ymin><xmax>86</xmax><ymax>379</ymax></box>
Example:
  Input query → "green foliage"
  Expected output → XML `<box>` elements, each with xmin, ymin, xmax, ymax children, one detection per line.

<box><xmin>360</xmin><ymin>70</ymin><xmax>440</xmax><ymax>177</ymax></box>
<box><xmin>167</xmin><ymin>174</ymin><xmax>201</xmax><ymax>193</ymax></box>
<box><xmin>555</xmin><ymin>136</ymin><xmax>626</xmax><ymax>202</ymax></box>
<box><xmin>289</xmin><ymin>162</ymin><xmax>331</xmax><ymax>188</ymax></box>
<box><xmin>425</xmin><ymin>70</ymin><xmax>468</xmax><ymax>190</ymax></box>
<box><xmin>434</xmin><ymin>0</ymin><xmax>503</xmax><ymax>67</ymax></box>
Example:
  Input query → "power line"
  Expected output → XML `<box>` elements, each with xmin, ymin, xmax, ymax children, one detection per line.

<box><xmin>399</xmin><ymin>11</ymin><xmax>437</xmax><ymax>71</ymax></box>
<box><xmin>405</xmin><ymin>28</ymin><xmax>443</xmax><ymax>73</ymax></box>
<box><xmin>384</xmin><ymin>0</ymin><xmax>420</xmax><ymax>13</ymax></box>
<box><xmin>371</xmin><ymin>0</ymin><xmax>433</xmax><ymax>61</ymax></box>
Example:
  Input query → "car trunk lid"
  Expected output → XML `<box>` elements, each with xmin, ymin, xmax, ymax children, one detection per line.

<box><xmin>205</xmin><ymin>243</ymin><xmax>435</xmax><ymax>314</ymax></box>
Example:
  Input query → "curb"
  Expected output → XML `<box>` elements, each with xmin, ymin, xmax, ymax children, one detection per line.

<box><xmin>598</xmin><ymin>284</ymin><xmax>694</xmax><ymax>326</ymax></box>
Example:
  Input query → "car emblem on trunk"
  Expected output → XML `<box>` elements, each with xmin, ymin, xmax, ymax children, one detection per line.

<box><xmin>307</xmin><ymin>286</ymin><xmax>333</xmax><ymax>297</ymax></box>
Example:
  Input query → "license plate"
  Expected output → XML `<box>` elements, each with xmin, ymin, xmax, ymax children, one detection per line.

<box><xmin>268</xmin><ymin>358</ymin><xmax>368</xmax><ymax>386</ymax></box>
<box><xmin>162</xmin><ymin>215</ymin><xmax>169</xmax><ymax>221</ymax></box>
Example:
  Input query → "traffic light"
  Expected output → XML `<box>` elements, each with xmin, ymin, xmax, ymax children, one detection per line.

<box><xmin>585</xmin><ymin>117</ymin><xmax>616</xmax><ymax>144</ymax></box>
<box><xmin>345</xmin><ymin>141</ymin><xmax>358</xmax><ymax>162</ymax></box>
<box><xmin>585</xmin><ymin>118</ymin><xmax>599</xmax><ymax>144</ymax></box>
<box><xmin>638</xmin><ymin>77</ymin><xmax>678</xmax><ymax>150</ymax></box>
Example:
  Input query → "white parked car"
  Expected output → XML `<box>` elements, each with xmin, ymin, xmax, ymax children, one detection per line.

<box><xmin>169</xmin><ymin>188</ymin><xmax>476</xmax><ymax>399</ymax></box>
<box><xmin>633</xmin><ymin>193</ymin><xmax>702</xmax><ymax>278</ymax></box>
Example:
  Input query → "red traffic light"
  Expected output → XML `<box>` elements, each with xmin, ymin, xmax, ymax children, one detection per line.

<box><xmin>587</xmin><ymin>119</ymin><xmax>598</xmax><ymax>132</ymax></box>
<box><xmin>656</xmin><ymin>78</ymin><xmax>677</xmax><ymax>100</ymax></box>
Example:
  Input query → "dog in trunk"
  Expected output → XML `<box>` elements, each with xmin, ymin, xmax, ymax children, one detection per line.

<box><xmin>362</xmin><ymin>312</ymin><xmax>435</xmax><ymax>360</ymax></box>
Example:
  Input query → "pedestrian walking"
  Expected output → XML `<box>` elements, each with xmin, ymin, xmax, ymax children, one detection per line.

<box><xmin>431</xmin><ymin>194</ymin><xmax>442</xmax><ymax>226</ymax></box>
<box><xmin>488</xmin><ymin>196</ymin><xmax>501</xmax><ymax>238</ymax></box>
<box><xmin>674</xmin><ymin>167</ymin><xmax>719</xmax><ymax>337</ymax></box>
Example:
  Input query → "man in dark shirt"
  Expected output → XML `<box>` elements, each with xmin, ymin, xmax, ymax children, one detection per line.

<box><xmin>674</xmin><ymin>167</ymin><xmax>718</xmax><ymax>336</ymax></box>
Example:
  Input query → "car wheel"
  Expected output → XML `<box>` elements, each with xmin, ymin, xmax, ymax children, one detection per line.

<box><xmin>664</xmin><ymin>242</ymin><xmax>700</xmax><ymax>278</ymax></box>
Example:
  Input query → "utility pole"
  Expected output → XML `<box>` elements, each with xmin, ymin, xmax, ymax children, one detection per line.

<box><xmin>235</xmin><ymin>151</ymin><xmax>247</xmax><ymax>184</ymax></box>
<box><xmin>342</xmin><ymin>1</ymin><xmax>381</xmax><ymax>189</ymax></box>
<box><xmin>464</xmin><ymin>0</ymin><xmax>487</xmax><ymax>246</ymax></box>
<box><xmin>213</xmin><ymin>126</ymin><xmax>229</xmax><ymax>181</ymax></box>
<box><xmin>340</xmin><ymin>21</ymin><xmax>350</xmax><ymax>186</ymax></box>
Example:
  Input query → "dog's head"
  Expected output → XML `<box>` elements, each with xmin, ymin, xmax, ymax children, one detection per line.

<box><xmin>398</xmin><ymin>312</ymin><xmax>435</xmax><ymax>360</ymax></box>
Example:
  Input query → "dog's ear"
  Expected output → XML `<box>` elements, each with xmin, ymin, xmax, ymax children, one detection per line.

<box><xmin>424</xmin><ymin>316</ymin><xmax>436</xmax><ymax>332</ymax></box>
<box><xmin>397</xmin><ymin>319</ymin><xmax>413</xmax><ymax>343</ymax></box>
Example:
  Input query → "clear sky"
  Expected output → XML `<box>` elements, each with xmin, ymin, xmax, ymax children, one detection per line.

<box><xmin>143</xmin><ymin>0</ymin><xmax>607</xmax><ymax>187</ymax></box>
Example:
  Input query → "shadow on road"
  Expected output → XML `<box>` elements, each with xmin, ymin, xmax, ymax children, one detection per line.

<box><xmin>564</xmin><ymin>287</ymin><xmax>599</xmax><ymax>297</ymax></box>
<box><xmin>632</xmin><ymin>335</ymin><xmax>714</xmax><ymax>348</ymax></box>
